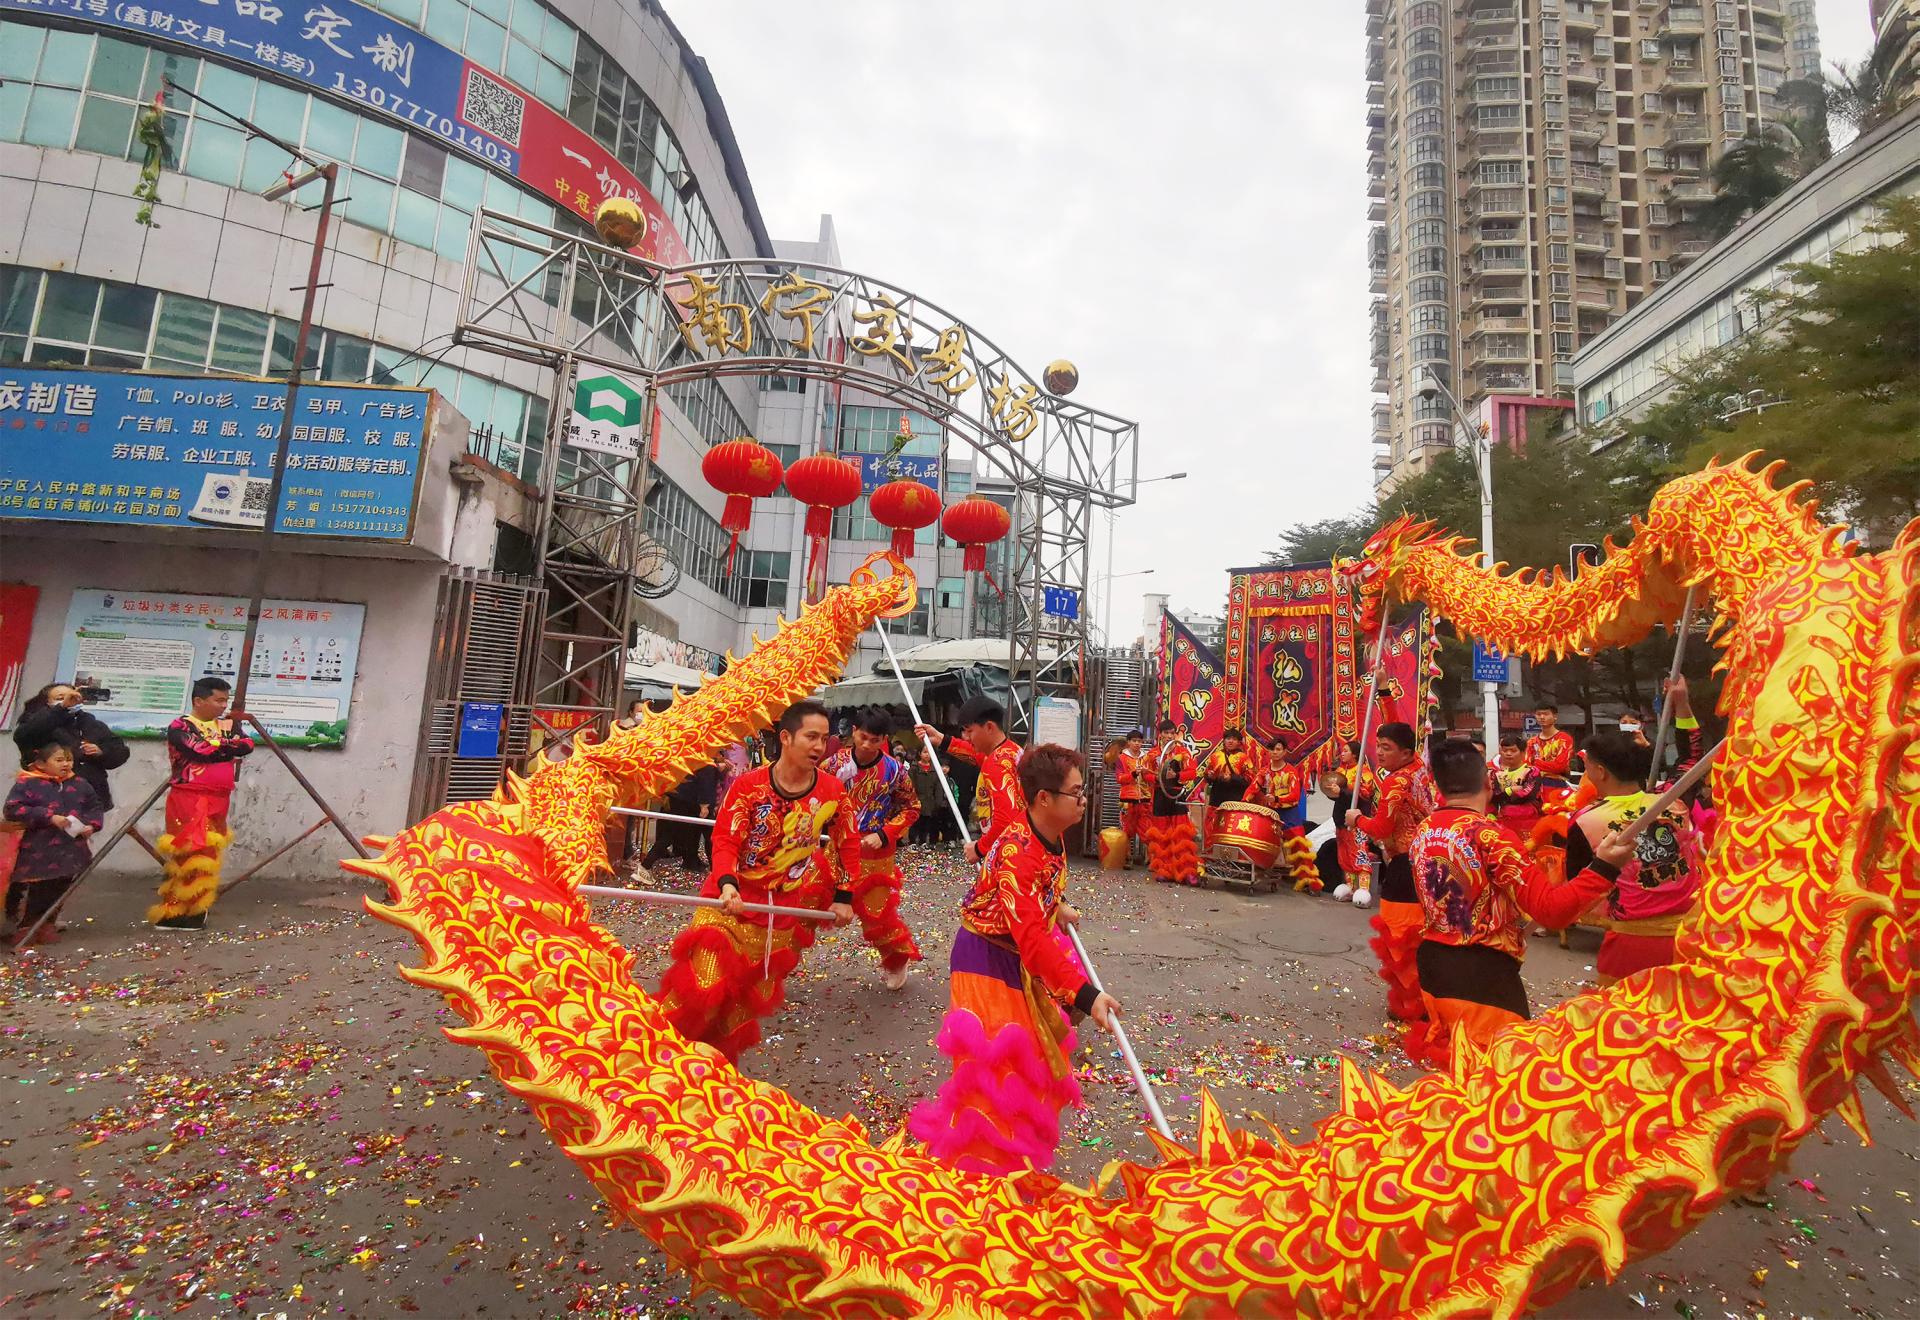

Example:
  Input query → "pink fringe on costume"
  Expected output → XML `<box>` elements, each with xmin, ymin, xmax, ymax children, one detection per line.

<box><xmin>908</xmin><ymin>1012</ymin><xmax>1084</xmax><ymax>1176</ymax></box>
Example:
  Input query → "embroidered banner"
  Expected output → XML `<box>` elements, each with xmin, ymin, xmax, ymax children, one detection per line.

<box><xmin>1153</xmin><ymin>609</ymin><xmax>1225</xmax><ymax>754</ymax></box>
<box><xmin>1221</xmin><ymin>562</ymin><xmax>1360</xmax><ymax>774</ymax></box>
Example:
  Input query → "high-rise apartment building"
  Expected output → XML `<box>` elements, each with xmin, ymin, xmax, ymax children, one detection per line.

<box><xmin>1366</xmin><ymin>0</ymin><xmax>1820</xmax><ymax>491</ymax></box>
<box><xmin>1875</xmin><ymin>1</ymin><xmax>1920</xmax><ymax>108</ymax></box>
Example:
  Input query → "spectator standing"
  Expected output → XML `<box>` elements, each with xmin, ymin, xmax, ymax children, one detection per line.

<box><xmin>13</xmin><ymin>683</ymin><xmax>129</xmax><ymax>811</ymax></box>
<box><xmin>5</xmin><ymin>738</ymin><xmax>104</xmax><ymax>943</ymax></box>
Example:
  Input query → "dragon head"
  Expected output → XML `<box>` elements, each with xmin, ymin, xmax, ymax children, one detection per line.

<box><xmin>1343</xmin><ymin>513</ymin><xmax>1449</xmax><ymax>635</ymax></box>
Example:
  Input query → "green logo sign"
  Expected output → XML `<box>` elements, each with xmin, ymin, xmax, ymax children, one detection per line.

<box><xmin>573</xmin><ymin>374</ymin><xmax>645</xmax><ymax>426</ymax></box>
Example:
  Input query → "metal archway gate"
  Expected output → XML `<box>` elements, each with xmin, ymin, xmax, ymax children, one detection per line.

<box><xmin>451</xmin><ymin>208</ymin><xmax>1140</xmax><ymax>745</ymax></box>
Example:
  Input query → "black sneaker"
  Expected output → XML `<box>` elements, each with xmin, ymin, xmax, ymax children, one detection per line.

<box><xmin>153</xmin><ymin>913</ymin><xmax>207</xmax><ymax>931</ymax></box>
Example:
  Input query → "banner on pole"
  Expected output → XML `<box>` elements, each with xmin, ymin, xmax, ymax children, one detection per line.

<box><xmin>1154</xmin><ymin>609</ymin><xmax>1224</xmax><ymax>753</ymax></box>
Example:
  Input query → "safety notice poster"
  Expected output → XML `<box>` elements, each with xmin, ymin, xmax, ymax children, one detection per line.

<box><xmin>51</xmin><ymin>589</ymin><xmax>365</xmax><ymax>747</ymax></box>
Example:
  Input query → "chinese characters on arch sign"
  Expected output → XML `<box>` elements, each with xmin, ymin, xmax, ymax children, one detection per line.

<box><xmin>0</xmin><ymin>0</ymin><xmax>692</xmax><ymax>264</ymax></box>
<box><xmin>0</xmin><ymin>368</ymin><xmax>429</xmax><ymax>540</ymax></box>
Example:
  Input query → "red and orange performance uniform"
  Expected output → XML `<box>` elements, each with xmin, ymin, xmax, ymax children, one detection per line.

<box><xmin>655</xmin><ymin>766</ymin><xmax>862</xmax><ymax>1061</ymax></box>
<box><xmin>820</xmin><ymin>747</ymin><xmax>922</xmax><ymax>974</ymax></box>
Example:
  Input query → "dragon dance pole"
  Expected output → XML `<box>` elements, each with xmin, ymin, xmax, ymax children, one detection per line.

<box><xmin>1346</xmin><ymin>612</ymin><xmax>1393</xmax><ymax>889</ymax></box>
<box><xmin>578</xmin><ymin>886</ymin><xmax>838</xmax><ymax>922</ymax></box>
<box><xmin>1066</xmin><ymin>923</ymin><xmax>1174</xmax><ymax>1140</ymax></box>
<box><xmin>611</xmin><ymin>806</ymin><xmax>719</xmax><ymax>829</ymax></box>
<box><xmin>1644</xmin><ymin>583</ymin><xmax>1699</xmax><ymax>791</ymax></box>
<box><xmin>875</xmin><ymin>618</ymin><xmax>976</xmax><ymax>853</ymax></box>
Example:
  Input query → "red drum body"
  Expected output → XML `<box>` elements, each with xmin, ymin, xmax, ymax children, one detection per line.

<box><xmin>1210</xmin><ymin>801</ymin><xmax>1283</xmax><ymax>868</ymax></box>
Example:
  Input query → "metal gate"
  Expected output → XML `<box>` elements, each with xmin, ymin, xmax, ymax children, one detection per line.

<box><xmin>407</xmin><ymin>568</ymin><xmax>543</xmax><ymax>821</ymax></box>
<box><xmin>1089</xmin><ymin>643</ymin><xmax>1148</xmax><ymax>835</ymax></box>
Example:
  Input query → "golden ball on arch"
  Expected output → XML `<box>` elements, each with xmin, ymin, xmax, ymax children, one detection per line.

<box><xmin>594</xmin><ymin>197</ymin><xmax>648</xmax><ymax>249</ymax></box>
<box><xmin>1043</xmin><ymin>359</ymin><xmax>1079</xmax><ymax>396</ymax></box>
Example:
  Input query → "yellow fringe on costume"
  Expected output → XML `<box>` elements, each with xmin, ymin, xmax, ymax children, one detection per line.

<box><xmin>1284</xmin><ymin>831</ymin><xmax>1322</xmax><ymax>892</ymax></box>
<box><xmin>149</xmin><ymin>828</ymin><xmax>230</xmax><ymax>922</ymax></box>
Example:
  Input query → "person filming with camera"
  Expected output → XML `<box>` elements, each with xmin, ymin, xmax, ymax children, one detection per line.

<box><xmin>12</xmin><ymin>682</ymin><xmax>130</xmax><ymax>813</ymax></box>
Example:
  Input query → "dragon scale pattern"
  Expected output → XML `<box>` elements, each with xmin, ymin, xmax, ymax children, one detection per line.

<box><xmin>357</xmin><ymin>459</ymin><xmax>1918</xmax><ymax>1318</ymax></box>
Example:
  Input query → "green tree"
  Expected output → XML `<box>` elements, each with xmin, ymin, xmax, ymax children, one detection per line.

<box><xmin>1621</xmin><ymin>196</ymin><xmax>1920</xmax><ymax>545</ymax></box>
<box><xmin>1697</xmin><ymin>134</ymin><xmax>1800</xmax><ymax>242</ymax></box>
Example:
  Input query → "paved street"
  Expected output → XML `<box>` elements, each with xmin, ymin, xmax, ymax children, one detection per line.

<box><xmin>3</xmin><ymin>849</ymin><xmax>1914</xmax><ymax>1319</ymax></box>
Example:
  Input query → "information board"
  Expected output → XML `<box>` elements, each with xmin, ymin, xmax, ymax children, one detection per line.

<box><xmin>1470</xmin><ymin>639</ymin><xmax>1512</xmax><ymax>685</ymax></box>
<box><xmin>0</xmin><ymin>370</ymin><xmax>429</xmax><ymax>540</ymax></box>
<box><xmin>51</xmin><ymin>588</ymin><xmax>365</xmax><ymax>746</ymax></box>
<box><xmin>857</xmin><ymin>453</ymin><xmax>939</xmax><ymax>493</ymax></box>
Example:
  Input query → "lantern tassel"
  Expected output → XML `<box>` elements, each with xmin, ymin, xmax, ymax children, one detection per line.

<box><xmin>984</xmin><ymin>569</ymin><xmax>1007</xmax><ymax>600</ymax></box>
<box><xmin>890</xmin><ymin>528</ymin><xmax>916</xmax><ymax>561</ymax></box>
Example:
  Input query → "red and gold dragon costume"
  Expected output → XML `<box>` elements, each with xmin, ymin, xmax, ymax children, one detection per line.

<box><xmin>356</xmin><ymin>458</ymin><xmax>1917</xmax><ymax>1318</ymax></box>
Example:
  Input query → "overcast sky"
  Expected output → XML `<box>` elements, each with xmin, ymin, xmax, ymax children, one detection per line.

<box><xmin>669</xmin><ymin>1</ymin><xmax>1876</xmax><ymax>643</ymax></box>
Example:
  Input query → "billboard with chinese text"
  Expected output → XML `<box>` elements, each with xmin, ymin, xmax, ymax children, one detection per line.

<box><xmin>51</xmin><ymin>588</ymin><xmax>366</xmax><ymax>746</ymax></box>
<box><xmin>0</xmin><ymin>368</ymin><xmax>429</xmax><ymax>540</ymax></box>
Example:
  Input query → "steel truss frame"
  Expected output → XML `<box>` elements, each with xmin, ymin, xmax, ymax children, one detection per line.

<box><xmin>451</xmin><ymin>208</ymin><xmax>1140</xmax><ymax>742</ymax></box>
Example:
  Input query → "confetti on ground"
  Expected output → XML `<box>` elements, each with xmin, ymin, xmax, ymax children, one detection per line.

<box><xmin>2</xmin><ymin>860</ymin><xmax>1914</xmax><ymax>1319</ymax></box>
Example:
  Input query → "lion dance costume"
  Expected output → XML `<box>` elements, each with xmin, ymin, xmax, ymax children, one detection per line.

<box><xmin>820</xmin><ymin>745</ymin><xmax>921</xmax><ymax>976</ymax></box>
<box><xmin>654</xmin><ymin>763</ymin><xmax>862</xmax><ymax>1061</ymax></box>
<box><xmin>1145</xmin><ymin>739</ymin><xmax>1200</xmax><ymax>884</ymax></box>
<box><xmin>150</xmin><ymin>714</ymin><xmax>253</xmax><ymax>926</ymax></box>
<box><xmin>363</xmin><ymin>459</ymin><xmax>1917</xmax><ymax>1317</ymax></box>
<box><xmin>908</xmin><ymin>814</ymin><xmax>1096</xmax><ymax>1175</ymax></box>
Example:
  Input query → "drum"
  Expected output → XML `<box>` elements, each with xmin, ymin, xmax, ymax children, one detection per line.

<box><xmin>1209</xmin><ymin>800</ymin><xmax>1283</xmax><ymax>868</ymax></box>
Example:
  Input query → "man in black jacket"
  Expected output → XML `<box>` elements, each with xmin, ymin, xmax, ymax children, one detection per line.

<box><xmin>12</xmin><ymin>684</ymin><xmax>130</xmax><ymax>810</ymax></box>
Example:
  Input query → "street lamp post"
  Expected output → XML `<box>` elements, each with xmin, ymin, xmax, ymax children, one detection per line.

<box><xmin>1101</xmin><ymin>471</ymin><xmax>1186</xmax><ymax>646</ymax></box>
<box><xmin>1094</xmin><ymin>568</ymin><xmax>1155</xmax><ymax>645</ymax></box>
<box><xmin>1417</xmin><ymin>366</ymin><xmax>1499</xmax><ymax>754</ymax></box>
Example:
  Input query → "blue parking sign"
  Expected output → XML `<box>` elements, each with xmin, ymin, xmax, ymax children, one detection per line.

<box><xmin>1471</xmin><ymin>639</ymin><xmax>1510</xmax><ymax>684</ymax></box>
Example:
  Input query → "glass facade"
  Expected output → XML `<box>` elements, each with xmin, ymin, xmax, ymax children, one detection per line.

<box><xmin>642</xmin><ymin>472</ymin><xmax>732</xmax><ymax>598</ymax></box>
<box><xmin>831</xmin><ymin>406</ymin><xmax>941</xmax><ymax>544</ymax></box>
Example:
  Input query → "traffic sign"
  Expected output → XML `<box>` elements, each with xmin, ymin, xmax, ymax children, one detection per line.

<box><xmin>1471</xmin><ymin>639</ymin><xmax>1512</xmax><ymax>685</ymax></box>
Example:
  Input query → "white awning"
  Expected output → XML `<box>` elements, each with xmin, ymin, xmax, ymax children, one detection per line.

<box><xmin>876</xmin><ymin>638</ymin><xmax>1059</xmax><ymax>675</ymax></box>
<box><xmin>819</xmin><ymin>672</ymin><xmax>927</xmax><ymax>710</ymax></box>
<box><xmin>627</xmin><ymin>658</ymin><xmax>711</xmax><ymax>697</ymax></box>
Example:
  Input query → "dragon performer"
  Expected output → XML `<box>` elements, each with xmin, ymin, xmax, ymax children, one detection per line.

<box><xmin>359</xmin><ymin>458</ymin><xmax>1917</xmax><ymax>1318</ymax></box>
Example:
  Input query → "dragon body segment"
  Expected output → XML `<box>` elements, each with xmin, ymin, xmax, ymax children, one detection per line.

<box><xmin>359</xmin><ymin>459</ymin><xmax>1917</xmax><ymax>1318</ymax></box>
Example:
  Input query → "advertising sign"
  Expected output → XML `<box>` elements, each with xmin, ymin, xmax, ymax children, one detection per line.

<box><xmin>0</xmin><ymin>369</ymin><xmax>429</xmax><ymax>540</ymax></box>
<box><xmin>456</xmin><ymin>701</ymin><xmax>505</xmax><ymax>758</ymax></box>
<box><xmin>0</xmin><ymin>582</ymin><xmax>39</xmax><ymax>728</ymax></box>
<box><xmin>856</xmin><ymin>452</ymin><xmax>939</xmax><ymax>493</ymax></box>
<box><xmin>1041</xmin><ymin>585</ymin><xmax>1080</xmax><ymax>621</ymax></box>
<box><xmin>564</xmin><ymin>371</ymin><xmax>647</xmax><ymax>461</ymax></box>
<box><xmin>0</xmin><ymin>0</ymin><xmax>692</xmax><ymax>264</ymax></box>
<box><xmin>51</xmin><ymin>589</ymin><xmax>365</xmax><ymax>746</ymax></box>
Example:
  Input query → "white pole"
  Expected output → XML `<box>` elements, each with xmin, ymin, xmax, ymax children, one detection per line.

<box><xmin>1066</xmin><ymin>923</ymin><xmax>1173</xmax><ymax>1140</ymax></box>
<box><xmin>578</xmin><ymin>885</ymin><xmax>836</xmax><ymax>922</ymax></box>
<box><xmin>1644</xmin><ymin>583</ymin><xmax>1698</xmax><ymax>790</ymax></box>
<box><xmin>875</xmin><ymin>618</ymin><xmax>975</xmax><ymax>852</ymax></box>
<box><xmin>1478</xmin><ymin>428</ymin><xmax>1500</xmax><ymax>756</ymax></box>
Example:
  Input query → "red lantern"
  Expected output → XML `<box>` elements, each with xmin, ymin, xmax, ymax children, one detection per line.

<box><xmin>701</xmin><ymin>438</ymin><xmax>784</xmax><ymax>573</ymax></box>
<box><xmin>782</xmin><ymin>452</ymin><xmax>863</xmax><ymax>584</ymax></box>
<box><xmin>867</xmin><ymin>479</ymin><xmax>940</xmax><ymax>561</ymax></box>
<box><xmin>941</xmin><ymin>494</ymin><xmax>1012</xmax><ymax>596</ymax></box>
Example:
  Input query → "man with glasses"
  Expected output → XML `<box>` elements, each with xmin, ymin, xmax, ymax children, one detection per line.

<box><xmin>910</xmin><ymin>744</ymin><xmax>1120</xmax><ymax>1175</ymax></box>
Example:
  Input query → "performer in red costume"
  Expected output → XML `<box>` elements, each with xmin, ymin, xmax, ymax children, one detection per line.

<box><xmin>1406</xmin><ymin>738</ymin><xmax>1632</xmax><ymax>1065</ymax></box>
<box><xmin>916</xmin><ymin>695</ymin><xmax>1023</xmax><ymax>864</ymax></box>
<box><xmin>151</xmin><ymin>676</ymin><xmax>254</xmax><ymax>931</ymax></box>
<box><xmin>1345</xmin><ymin>722</ymin><xmax>1436</xmax><ymax>1020</ymax></box>
<box><xmin>1525</xmin><ymin>703</ymin><xmax>1576</xmax><ymax>789</ymax></box>
<box><xmin>1200</xmin><ymin>728</ymin><xmax>1257</xmax><ymax>836</ymax></box>
<box><xmin>1144</xmin><ymin>720</ymin><xmax>1200</xmax><ymax>884</ymax></box>
<box><xmin>655</xmin><ymin>699</ymin><xmax>859</xmax><ymax>1061</ymax></box>
<box><xmin>909</xmin><ymin>744</ymin><xmax>1120</xmax><ymax>1175</ymax></box>
<box><xmin>1490</xmin><ymin>733</ymin><xmax>1545</xmax><ymax>836</ymax></box>
<box><xmin>820</xmin><ymin>708</ymin><xmax>922</xmax><ymax>990</ymax></box>
<box><xmin>1112</xmin><ymin>728</ymin><xmax>1154</xmax><ymax>868</ymax></box>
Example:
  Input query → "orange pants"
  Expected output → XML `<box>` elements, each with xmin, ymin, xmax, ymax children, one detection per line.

<box><xmin>1413</xmin><ymin>991</ymin><xmax>1526</xmax><ymax>1069</ymax></box>
<box><xmin>850</xmin><ymin>854</ymin><xmax>921</xmax><ymax>974</ymax></box>
<box><xmin>1369</xmin><ymin>899</ymin><xmax>1426</xmax><ymax>1021</ymax></box>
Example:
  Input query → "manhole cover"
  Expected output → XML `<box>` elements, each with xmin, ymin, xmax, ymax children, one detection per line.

<box><xmin>1252</xmin><ymin>928</ymin><xmax>1360</xmax><ymax>957</ymax></box>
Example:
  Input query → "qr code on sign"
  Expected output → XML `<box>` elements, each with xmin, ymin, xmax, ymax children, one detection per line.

<box><xmin>462</xmin><ymin>69</ymin><xmax>525</xmax><ymax>148</ymax></box>
<box><xmin>240</xmin><ymin>478</ymin><xmax>272</xmax><ymax>516</ymax></box>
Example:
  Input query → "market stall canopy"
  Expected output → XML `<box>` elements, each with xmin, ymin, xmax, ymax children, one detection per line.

<box><xmin>820</xmin><ymin>672</ymin><xmax>928</xmax><ymax>711</ymax></box>
<box><xmin>875</xmin><ymin>638</ymin><xmax>1060</xmax><ymax>676</ymax></box>
<box><xmin>628</xmin><ymin>658</ymin><xmax>712</xmax><ymax>698</ymax></box>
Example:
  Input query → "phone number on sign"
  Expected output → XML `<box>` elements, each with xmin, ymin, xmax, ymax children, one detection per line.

<box><xmin>326</xmin><ymin>73</ymin><xmax>512</xmax><ymax>165</ymax></box>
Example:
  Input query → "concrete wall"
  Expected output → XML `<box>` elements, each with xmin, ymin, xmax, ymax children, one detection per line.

<box><xmin>3</xmin><ymin>536</ymin><xmax>444</xmax><ymax>880</ymax></box>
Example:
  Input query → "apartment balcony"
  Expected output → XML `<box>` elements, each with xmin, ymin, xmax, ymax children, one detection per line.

<box><xmin>1662</xmin><ymin>62</ymin><xmax>1709</xmax><ymax>90</ymax></box>
<box><xmin>1565</xmin><ymin>58</ymin><xmax>1603</xmax><ymax>86</ymax></box>
<box><xmin>1467</xmin><ymin>253</ymin><xmax>1529</xmax><ymax>275</ymax></box>
<box><xmin>1752</xmin><ymin>21</ymin><xmax>1786</xmax><ymax>48</ymax></box>
<box><xmin>1476</xmin><ymin>370</ymin><xmax>1532</xmax><ymax>392</ymax></box>
<box><xmin>1465</xmin><ymin>188</ymin><xmax>1527</xmax><ymax>219</ymax></box>
<box><xmin>1463</xmin><ymin>134</ymin><xmax>1526</xmax><ymax>169</ymax></box>
<box><xmin>1463</xmin><ymin>278</ymin><xmax>1527</xmax><ymax>309</ymax></box>
<box><xmin>1668</xmin><ymin>179</ymin><xmax>1713</xmax><ymax>204</ymax></box>
<box><xmin>1670</xmin><ymin>238</ymin><xmax>1712</xmax><ymax>268</ymax></box>
<box><xmin>1575</xmin><ymin>282</ymin><xmax>1615</xmax><ymax>310</ymax></box>
<box><xmin>1664</xmin><ymin>114</ymin><xmax>1710</xmax><ymax>146</ymax></box>
<box><xmin>1468</xmin><ymin>50</ymin><xmax>1522</xmax><ymax>75</ymax></box>
<box><xmin>1465</xmin><ymin>6</ymin><xmax>1519</xmax><ymax>31</ymax></box>
<box><xmin>1371</xmin><ymin>369</ymin><xmax>1390</xmax><ymax>394</ymax></box>
<box><xmin>1370</xmin><ymin>264</ymin><xmax>1387</xmax><ymax>295</ymax></box>
<box><xmin>1473</xmin><ymin>338</ymin><xmax>1533</xmax><ymax>364</ymax></box>
<box><xmin>1570</xmin><ymin>162</ymin><xmax>1610</xmax><ymax>195</ymax></box>
<box><xmin>1367</xmin><ymin>0</ymin><xmax>1387</xmax><ymax>34</ymax></box>
<box><xmin>1573</xmin><ymin>226</ymin><xmax>1611</xmax><ymax>250</ymax></box>
<box><xmin>1471</xmin><ymin>81</ymin><xmax>1526</xmax><ymax>105</ymax></box>
<box><xmin>1373</xmin><ymin>453</ymin><xmax>1395</xmax><ymax>474</ymax></box>
<box><xmin>1565</xmin><ymin>2</ymin><xmax>1600</xmax><ymax>28</ymax></box>
<box><xmin>1569</xmin><ymin>112</ymin><xmax>1611</xmax><ymax>143</ymax></box>
<box><xmin>1369</xmin><ymin>195</ymin><xmax>1387</xmax><ymax>222</ymax></box>
<box><xmin>1663</xmin><ymin>5</ymin><xmax>1706</xmax><ymax>31</ymax></box>
<box><xmin>1467</xmin><ymin>312</ymin><xmax>1532</xmax><ymax>337</ymax></box>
